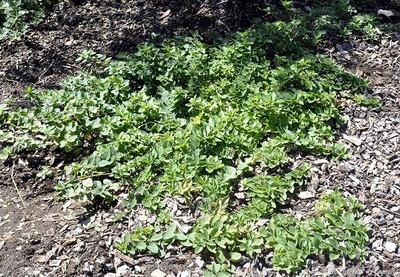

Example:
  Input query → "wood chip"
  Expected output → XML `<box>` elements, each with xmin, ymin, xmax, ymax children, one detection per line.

<box><xmin>114</xmin><ymin>251</ymin><xmax>138</xmax><ymax>266</ymax></box>
<box><xmin>298</xmin><ymin>191</ymin><xmax>315</xmax><ymax>199</ymax></box>
<box><xmin>151</xmin><ymin>269</ymin><xmax>167</xmax><ymax>277</ymax></box>
<box><xmin>234</xmin><ymin>192</ymin><xmax>246</xmax><ymax>199</ymax></box>
<box><xmin>349</xmin><ymin>175</ymin><xmax>360</xmax><ymax>184</ymax></box>
<box><xmin>342</xmin><ymin>134</ymin><xmax>363</xmax><ymax>146</ymax></box>
<box><xmin>367</xmin><ymin>160</ymin><xmax>377</xmax><ymax>174</ymax></box>
<box><xmin>34</xmin><ymin>255</ymin><xmax>47</xmax><ymax>263</ymax></box>
<box><xmin>159</xmin><ymin>9</ymin><xmax>171</xmax><ymax>19</ymax></box>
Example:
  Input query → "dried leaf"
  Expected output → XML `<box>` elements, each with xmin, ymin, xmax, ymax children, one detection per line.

<box><xmin>378</xmin><ymin>9</ymin><xmax>395</xmax><ymax>17</ymax></box>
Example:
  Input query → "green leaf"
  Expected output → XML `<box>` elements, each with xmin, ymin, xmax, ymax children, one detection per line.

<box><xmin>150</xmin><ymin>233</ymin><xmax>163</xmax><ymax>242</ymax></box>
<box><xmin>329</xmin><ymin>252</ymin><xmax>340</xmax><ymax>260</ymax></box>
<box><xmin>222</xmin><ymin>166</ymin><xmax>237</xmax><ymax>182</ymax></box>
<box><xmin>194</xmin><ymin>245</ymin><xmax>204</xmax><ymax>254</ymax></box>
<box><xmin>203</xmin><ymin>270</ymin><xmax>216</xmax><ymax>277</ymax></box>
<box><xmin>147</xmin><ymin>242</ymin><xmax>159</xmax><ymax>254</ymax></box>
<box><xmin>163</xmin><ymin>223</ymin><xmax>177</xmax><ymax>240</ymax></box>
<box><xmin>176</xmin><ymin>233</ymin><xmax>187</xmax><ymax>241</ymax></box>
<box><xmin>98</xmin><ymin>160</ymin><xmax>112</xmax><ymax>167</ymax></box>
<box><xmin>135</xmin><ymin>240</ymin><xmax>147</xmax><ymax>250</ymax></box>
<box><xmin>230</xmin><ymin>252</ymin><xmax>242</xmax><ymax>262</ymax></box>
<box><xmin>0</xmin><ymin>147</ymin><xmax>13</xmax><ymax>160</ymax></box>
<box><xmin>81</xmin><ymin>178</ymin><xmax>93</xmax><ymax>188</ymax></box>
<box><xmin>216</xmin><ymin>272</ymin><xmax>231</xmax><ymax>277</ymax></box>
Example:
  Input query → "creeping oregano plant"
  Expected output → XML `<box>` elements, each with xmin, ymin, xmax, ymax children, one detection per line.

<box><xmin>0</xmin><ymin>0</ymin><xmax>52</xmax><ymax>40</ymax></box>
<box><xmin>0</xmin><ymin>18</ymin><xmax>370</xmax><ymax>275</ymax></box>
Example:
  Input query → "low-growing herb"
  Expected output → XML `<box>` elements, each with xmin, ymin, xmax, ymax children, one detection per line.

<box><xmin>0</xmin><ymin>8</ymin><xmax>371</xmax><ymax>275</ymax></box>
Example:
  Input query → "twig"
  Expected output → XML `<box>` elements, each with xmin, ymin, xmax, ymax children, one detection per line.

<box><xmin>114</xmin><ymin>251</ymin><xmax>138</xmax><ymax>266</ymax></box>
<box><xmin>44</xmin><ymin>264</ymin><xmax>63</xmax><ymax>277</ymax></box>
<box><xmin>380</xmin><ymin>207</ymin><xmax>400</xmax><ymax>218</ymax></box>
<box><xmin>215</xmin><ymin>0</ymin><xmax>229</xmax><ymax>6</ymax></box>
<box><xmin>114</xmin><ymin>251</ymin><xmax>153</xmax><ymax>266</ymax></box>
<box><xmin>335</xmin><ymin>269</ymin><xmax>345</xmax><ymax>277</ymax></box>
<box><xmin>36</xmin><ymin>62</ymin><xmax>54</xmax><ymax>84</ymax></box>
<box><xmin>11</xmin><ymin>161</ymin><xmax>27</xmax><ymax>211</ymax></box>
<box><xmin>216</xmin><ymin>19</ymin><xmax>231</xmax><ymax>33</ymax></box>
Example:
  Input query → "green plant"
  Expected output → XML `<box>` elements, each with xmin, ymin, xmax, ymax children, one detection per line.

<box><xmin>0</xmin><ymin>12</ymin><xmax>371</xmax><ymax>275</ymax></box>
<box><xmin>115</xmin><ymin>223</ymin><xmax>183</xmax><ymax>258</ymax></box>
<box><xmin>351</xmin><ymin>93</ymin><xmax>381</xmax><ymax>108</ymax></box>
<box><xmin>265</xmin><ymin>191</ymin><xmax>369</xmax><ymax>273</ymax></box>
<box><xmin>37</xmin><ymin>165</ymin><xmax>53</xmax><ymax>179</ymax></box>
<box><xmin>268</xmin><ymin>0</ymin><xmax>381</xmax><ymax>42</ymax></box>
<box><xmin>76</xmin><ymin>50</ymin><xmax>111</xmax><ymax>69</ymax></box>
<box><xmin>0</xmin><ymin>0</ymin><xmax>52</xmax><ymax>40</ymax></box>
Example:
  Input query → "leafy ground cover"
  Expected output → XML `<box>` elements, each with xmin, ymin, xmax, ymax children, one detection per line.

<box><xmin>0</xmin><ymin>1</ymin><xmax>379</xmax><ymax>273</ymax></box>
<box><xmin>0</xmin><ymin>0</ymin><xmax>53</xmax><ymax>40</ymax></box>
<box><xmin>2</xmin><ymin>0</ymin><xmax>399</xmax><ymax>276</ymax></box>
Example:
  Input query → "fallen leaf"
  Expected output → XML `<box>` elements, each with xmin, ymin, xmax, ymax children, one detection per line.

<box><xmin>378</xmin><ymin>9</ymin><xmax>394</xmax><ymax>17</ymax></box>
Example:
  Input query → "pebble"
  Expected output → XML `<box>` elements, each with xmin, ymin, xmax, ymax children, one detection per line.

<box><xmin>385</xmin><ymin>230</ymin><xmax>395</xmax><ymax>237</ymax></box>
<box><xmin>377</xmin><ymin>218</ymin><xmax>386</xmax><ymax>225</ymax></box>
<box><xmin>83</xmin><ymin>262</ymin><xmax>92</xmax><ymax>272</ymax></box>
<box><xmin>114</xmin><ymin>257</ymin><xmax>123</xmax><ymax>268</ymax></box>
<box><xmin>116</xmin><ymin>265</ymin><xmax>131</xmax><ymax>276</ymax></box>
<box><xmin>391</xmin><ymin>206</ymin><xmax>400</xmax><ymax>212</ymax></box>
<box><xmin>30</xmin><ymin>270</ymin><xmax>41</xmax><ymax>276</ymax></box>
<box><xmin>369</xmin><ymin>255</ymin><xmax>377</xmax><ymax>263</ymax></box>
<box><xmin>342</xmin><ymin>42</ymin><xmax>352</xmax><ymax>51</ymax></box>
<box><xmin>363</xmin><ymin>215</ymin><xmax>373</xmax><ymax>224</ymax></box>
<box><xmin>385</xmin><ymin>214</ymin><xmax>394</xmax><ymax>220</ymax></box>
<box><xmin>372</xmin><ymin>207</ymin><xmax>381</xmax><ymax>214</ymax></box>
<box><xmin>384</xmin><ymin>241</ymin><xmax>397</xmax><ymax>253</ymax></box>
<box><xmin>49</xmin><ymin>259</ymin><xmax>61</xmax><ymax>267</ymax></box>
<box><xmin>234</xmin><ymin>192</ymin><xmax>246</xmax><ymax>199</ymax></box>
<box><xmin>372</xmin><ymin>239</ymin><xmax>383</xmax><ymax>250</ymax></box>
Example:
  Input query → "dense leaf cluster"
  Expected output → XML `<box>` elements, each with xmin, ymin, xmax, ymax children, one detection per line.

<box><xmin>0</xmin><ymin>0</ymin><xmax>51</xmax><ymax>40</ymax></box>
<box><xmin>0</xmin><ymin>4</ymin><xmax>373</xmax><ymax>274</ymax></box>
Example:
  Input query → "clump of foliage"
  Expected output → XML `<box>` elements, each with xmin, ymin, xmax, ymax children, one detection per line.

<box><xmin>275</xmin><ymin>0</ymin><xmax>381</xmax><ymax>41</ymax></box>
<box><xmin>350</xmin><ymin>93</ymin><xmax>381</xmax><ymax>108</ymax></box>
<box><xmin>0</xmin><ymin>0</ymin><xmax>52</xmax><ymax>40</ymax></box>
<box><xmin>0</xmin><ymin>3</ymin><xmax>372</xmax><ymax>275</ymax></box>
<box><xmin>0</xmin><ymin>29</ymin><xmax>369</xmax><ymax>275</ymax></box>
